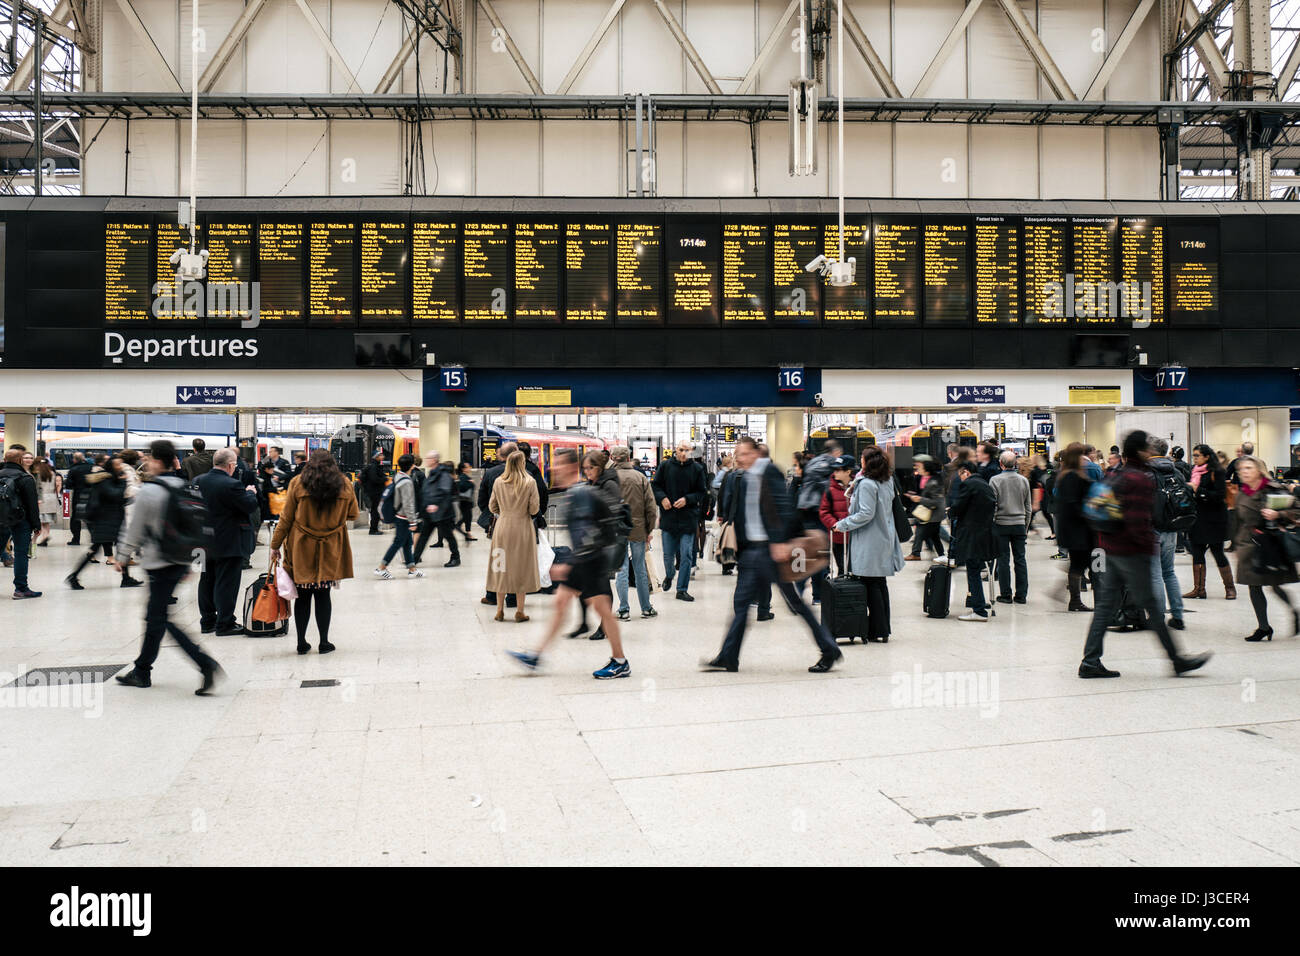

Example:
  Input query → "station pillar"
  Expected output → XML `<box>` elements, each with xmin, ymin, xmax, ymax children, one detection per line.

<box><xmin>1054</xmin><ymin>412</ymin><xmax>1084</xmax><ymax>453</ymax></box>
<box><xmin>766</xmin><ymin>409</ymin><xmax>806</xmax><ymax>472</ymax></box>
<box><xmin>1203</xmin><ymin>407</ymin><xmax>1290</xmax><ymax>473</ymax></box>
<box><xmin>4</xmin><ymin>412</ymin><xmax>36</xmax><ymax>453</ymax></box>
<box><xmin>420</xmin><ymin>410</ymin><xmax>459</xmax><ymax>463</ymax></box>
<box><xmin>1084</xmin><ymin>409</ymin><xmax>1116</xmax><ymax>456</ymax></box>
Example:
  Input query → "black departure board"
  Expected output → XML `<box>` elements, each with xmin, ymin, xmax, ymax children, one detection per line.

<box><xmin>667</xmin><ymin>218</ymin><xmax>719</xmax><ymax>326</ymax></box>
<box><xmin>1167</xmin><ymin>219</ymin><xmax>1219</xmax><ymax>326</ymax></box>
<box><xmin>308</xmin><ymin>222</ymin><xmax>355</xmax><ymax>325</ymax></box>
<box><xmin>974</xmin><ymin>216</ymin><xmax>1020</xmax><ymax>325</ymax></box>
<box><xmin>206</xmin><ymin>221</ymin><xmax>253</xmax><ymax>323</ymax></box>
<box><xmin>923</xmin><ymin>220</ymin><xmax>970</xmax><ymax>325</ymax></box>
<box><xmin>722</xmin><ymin>222</ymin><xmax>769</xmax><ymax>323</ymax></box>
<box><xmin>257</xmin><ymin>221</ymin><xmax>304</xmax><ymax>322</ymax></box>
<box><xmin>564</xmin><ymin>222</ymin><xmax>612</xmax><ymax>323</ymax></box>
<box><xmin>412</xmin><ymin>220</ymin><xmax>458</xmax><ymax>324</ymax></box>
<box><xmin>155</xmin><ymin>222</ymin><xmax>202</xmax><ymax>320</ymax></box>
<box><xmin>360</xmin><ymin>221</ymin><xmax>407</xmax><ymax>323</ymax></box>
<box><xmin>822</xmin><ymin>221</ymin><xmax>868</xmax><ymax>323</ymax></box>
<box><xmin>615</xmin><ymin>222</ymin><xmax>662</xmax><ymax>324</ymax></box>
<box><xmin>514</xmin><ymin>221</ymin><xmax>560</xmax><ymax>323</ymax></box>
<box><xmin>1072</xmin><ymin>216</ymin><xmax>1116</xmax><ymax>325</ymax></box>
<box><xmin>772</xmin><ymin>222</ymin><xmax>820</xmax><ymax>325</ymax></box>
<box><xmin>1023</xmin><ymin>216</ymin><xmax>1068</xmax><ymax>325</ymax></box>
<box><xmin>463</xmin><ymin>221</ymin><xmax>510</xmax><ymax>323</ymax></box>
<box><xmin>1119</xmin><ymin>217</ymin><xmax>1164</xmax><ymax>326</ymax></box>
<box><xmin>873</xmin><ymin>218</ymin><xmax>920</xmax><ymax>323</ymax></box>
<box><xmin>104</xmin><ymin>220</ymin><xmax>151</xmax><ymax>322</ymax></box>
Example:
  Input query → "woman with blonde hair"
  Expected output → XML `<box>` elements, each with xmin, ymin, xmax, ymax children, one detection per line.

<box><xmin>486</xmin><ymin>450</ymin><xmax>540</xmax><ymax>622</ymax></box>
<box><xmin>1234</xmin><ymin>455</ymin><xmax>1300</xmax><ymax>641</ymax></box>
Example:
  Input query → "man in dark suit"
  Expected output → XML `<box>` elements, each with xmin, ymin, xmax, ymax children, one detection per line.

<box><xmin>702</xmin><ymin>436</ymin><xmax>840</xmax><ymax>674</ymax></box>
<box><xmin>950</xmin><ymin>460</ymin><xmax>998</xmax><ymax>622</ymax></box>
<box><xmin>196</xmin><ymin>447</ymin><xmax>259</xmax><ymax>635</ymax></box>
<box><xmin>64</xmin><ymin>451</ymin><xmax>94</xmax><ymax>546</ymax></box>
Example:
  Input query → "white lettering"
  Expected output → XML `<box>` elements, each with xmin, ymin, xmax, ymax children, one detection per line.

<box><xmin>49</xmin><ymin>886</ymin><xmax>151</xmax><ymax>936</ymax></box>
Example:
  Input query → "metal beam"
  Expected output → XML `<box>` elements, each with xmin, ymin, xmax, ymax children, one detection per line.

<box><xmin>375</xmin><ymin>27</ymin><xmax>418</xmax><ymax>95</ymax></box>
<box><xmin>1084</xmin><ymin>0</ymin><xmax>1157</xmax><ymax>100</ymax></box>
<box><xmin>6</xmin><ymin>0</ymin><xmax>72</xmax><ymax>92</ymax></box>
<box><xmin>478</xmin><ymin>0</ymin><xmax>543</xmax><ymax>94</ymax></box>
<box><xmin>829</xmin><ymin>0</ymin><xmax>900</xmax><ymax>98</ymax></box>
<box><xmin>994</xmin><ymin>0</ymin><xmax>1077</xmax><ymax>100</ymax></box>
<box><xmin>736</xmin><ymin>0</ymin><xmax>800</xmax><ymax>95</ymax></box>
<box><xmin>911</xmin><ymin>0</ymin><xmax>985</xmax><ymax>98</ymax></box>
<box><xmin>292</xmin><ymin>0</ymin><xmax>359</xmax><ymax>94</ymax></box>
<box><xmin>1182</xmin><ymin>0</ymin><xmax>1228</xmax><ymax>96</ymax></box>
<box><xmin>556</xmin><ymin>0</ymin><xmax>626</xmax><ymax>96</ymax></box>
<box><xmin>650</xmin><ymin>0</ymin><xmax>721</xmax><ymax>95</ymax></box>
<box><xmin>111</xmin><ymin>0</ymin><xmax>184</xmax><ymax>92</ymax></box>
<box><xmin>198</xmin><ymin>0</ymin><xmax>269</xmax><ymax>93</ymax></box>
<box><xmin>1279</xmin><ymin>36</ymin><xmax>1300</xmax><ymax>100</ymax></box>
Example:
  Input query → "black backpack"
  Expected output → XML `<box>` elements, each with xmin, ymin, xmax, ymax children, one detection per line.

<box><xmin>1153</xmin><ymin>469</ymin><xmax>1197</xmax><ymax>533</ymax></box>
<box><xmin>0</xmin><ymin>474</ymin><xmax>21</xmax><ymax>528</ymax></box>
<box><xmin>152</xmin><ymin>479</ymin><xmax>210</xmax><ymax>565</ymax></box>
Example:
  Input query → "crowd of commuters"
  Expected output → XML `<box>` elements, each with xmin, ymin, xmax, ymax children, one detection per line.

<box><xmin>4</xmin><ymin>424</ymin><xmax>1300</xmax><ymax>693</ymax></box>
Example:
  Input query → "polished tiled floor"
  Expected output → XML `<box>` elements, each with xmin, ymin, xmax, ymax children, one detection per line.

<box><xmin>2</xmin><ymin>526</ymin><xmax>1299</xmax><ymax>866</ymax></box>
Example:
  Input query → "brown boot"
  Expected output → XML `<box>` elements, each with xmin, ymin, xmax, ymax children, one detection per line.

<box><xmin>1219</xmin><ymin>563</ymin><xmax>1237</xmax><ymax>600</ymax></box>
<box><xmin>1182</xmin><ymin>563</ymin><xmax>1206</xmax><ymax>599</ymax></box>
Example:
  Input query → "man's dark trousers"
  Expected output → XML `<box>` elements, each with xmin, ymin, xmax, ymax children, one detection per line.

<box><xmin>198</xmin><ymin>555</ymin><xmax>243</xmax><ymax>630</ymax></box>
<box><xmin>994</xmin><ymin>525</ymin><xmax>1028</xmax><ymax>600</ymax></box>
<box><xmin>717</xmin><ymin>545</ymin><xmax>837</xmax><ymax>668</ymax></box>
<box><xmin>1082</xmin><ymin>553</ymin><xmax>1181</xmax><ymax>668</ymax></box>
<box><xmin>134</xmin><ymin>564</ymin><xmax>218</xmax><ymax>675</ymax></box>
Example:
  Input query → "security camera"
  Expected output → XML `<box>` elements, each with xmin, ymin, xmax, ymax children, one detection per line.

<box><xmin>804</xmin><ymin>254</ymin><xmax>830</xmax><ymax>275</ymax></box>
<box><xmin>804</xmin><ymin>254</ymin><xmax>856</xmax><ymax>286</ymax></box>
<box><xmin>1128</xmin><ymin>345</ymin><xmax>1148</xmax><ymax>367</ymax></box>
<box><xmin>813</xmin><ymin>392</ymin><xmax>825</xmax><ymax>408</ymax></box>
<box><xmin>169</xmin><ymin>246</ymin><xmax>209</xmax><ymax>281</ymax></box>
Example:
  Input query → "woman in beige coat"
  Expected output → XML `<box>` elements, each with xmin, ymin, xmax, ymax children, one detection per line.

<box><xmin>486</xmin><ymin>451</ymin><xmax>540</xmax><ymax>622</ymax></box>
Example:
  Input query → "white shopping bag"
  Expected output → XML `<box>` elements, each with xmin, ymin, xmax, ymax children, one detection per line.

<box><xmin>537</xmin><ymin>536</ymin><xmax>556</xmax><ymax>589</ymax></box>
<box><xmin>275</xmin><ymin>562</ymin><xmax>299</xmax><ymax>601</ymax></box>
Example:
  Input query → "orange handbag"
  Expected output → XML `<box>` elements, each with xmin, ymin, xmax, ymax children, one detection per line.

<box><xmin>252</xmin><ymin>557</ymin><xmax>290</xmax><ymax>626</ymax></box>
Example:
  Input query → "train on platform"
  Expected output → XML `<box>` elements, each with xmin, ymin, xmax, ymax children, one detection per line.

<box><xmin>807</xmin><ymin>424</ymin><xmax>876</xmax><ymax>460</ymax></box>
<box><xmin>327</xmin><ymin>420</ymin><xmax>610</xmax><ymax>485</ymax></box>
<box><xmin>43</xmin><ymin>431</ymin><xmax>316</xmax><ymax>471</ymax></box>
<box><xmin>878</xmin><ymin>423</ymin><xmax>979</xmax><ymax>483</ymax></box>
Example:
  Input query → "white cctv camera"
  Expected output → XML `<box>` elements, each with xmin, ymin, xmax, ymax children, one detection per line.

<box><xmin>169</xmin><ymin>246</ymin><xmax>209</xmax><ymax>281</ymax></box>
<box><xmin>804</xmin><ymin>254</ymin><xmax>830</xmax><ymax>275</ymax></box>
<box><xmin>803</xmin><ymin>254</ymin><xmax>856</xmax><ymax>286</ymax></box>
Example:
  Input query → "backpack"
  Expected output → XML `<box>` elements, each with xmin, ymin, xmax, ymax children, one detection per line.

<box><xmin>379</xmin><ymin>475</ymin><xmax>407</xmax><ymax>524</ymax></box>
<box><xmin>797</xmin><ymin>454</ymin><xmax>834</xmax><ymax>512</ymax></box>
<box><xmin>153</xmin><ymin>479</ymin><xmax>209</xmax><ymax>565</ymax></box>
<box><xmin>0</xmin><ymin>474</ymin><xmax>21</xmax><ymax>528</ymax></box>
<box><xmin>1153</xmin><ymin>469</ymin><xmax>1197</xmax><ymax>532</ymax></box>
<box><xmin>1083</xmin><ymin>475</ymin><xmax>1125</xmax><ymax>534</ymax></box>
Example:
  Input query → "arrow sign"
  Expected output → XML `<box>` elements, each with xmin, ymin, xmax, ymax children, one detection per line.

<box><xmin>949</xmin><ymin>388</ymin><xmax>962</xmax><ymax>402</ymax></box>
<box><xmin>946</xmin><ymin>385</ymin><xmax>1005</xmax><ymax>405</ymax></box>
<box><xmin>176</xmin><ymin>386</ymin><xmax>236</xmax><ymax>406</ymax></box>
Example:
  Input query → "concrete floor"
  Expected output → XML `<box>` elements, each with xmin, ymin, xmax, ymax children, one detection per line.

<box><xmin>2</xmin><ymin>526</ymin><xmax>1298</xmax><ymax>866</ymax></box>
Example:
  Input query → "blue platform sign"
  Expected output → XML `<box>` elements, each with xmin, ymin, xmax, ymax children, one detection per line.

<box><xmin>778</xmin><ymin>366</ymin><xmax>804</xmax><ymax>392</ymax></box>
<box><xmin>441</xmin><ymin>366</ymin><xmax>468</xmax><ymax>391</ymax></box>
<box><xmin>176</xmin><ymin>386</ymin><xmax>236</xmax><ymax>406</ymax></box>
<box><xmin>1154</xmin><ymin>364</ymin><xmax>1189</xmax><ymax>392</ymax></box>
<box><xmin>946</xmin><ymin>385</ymin><xmax>1005</xmax><ymax>405</ymax></box>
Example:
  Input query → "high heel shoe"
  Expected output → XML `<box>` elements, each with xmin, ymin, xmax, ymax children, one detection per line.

<box><xmin>1245</xmin><ymin>628</ymin><xmax>1274</xmax><ymax>642</ymax></box>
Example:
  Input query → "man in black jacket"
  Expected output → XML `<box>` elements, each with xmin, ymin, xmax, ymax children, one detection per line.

<box><xmin>412</xmin><ymin>450</ymin><xmax>460</xmax><ymax>567</ymax></box>
<box><xmin>64</xmin><ymin>451</ymin><xmax>94</xmax><ymax>546</ymax></box>
<box><xmin>361</xmin><ymin>450</ymin><xmax>388</xmax><ymax>535</ymax></box>
<box><xmin>196</xmin><ymin>448</ymin><xmax>259</xmax><ymax>634</ymax></box>
<box><xmin>181</xmin><ymin>438</ymin><xmax>214</xmax><ymax>480</ymax></box>
<box><xmin>0</xmin><ymin>448</ymin><xmax>42</xmax><ymax>598</ymax></box>
<box><xmin>950</xmin><ymin>460</ymin><xmax>997</xmax><ymax>622</ymax></box>
<box><xmin>652</xmin><ymin>440</ymin><xmax>708</xmax><ymax>601</ymax></box>
<box><xmin>702</xmin><ymin>437</ymin><xmax>840</xmax><ymax>674</ymax></box>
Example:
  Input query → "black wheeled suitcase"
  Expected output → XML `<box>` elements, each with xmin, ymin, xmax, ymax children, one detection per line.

<box><xmin>242</xmin><ymin>573</ymin><xmax>289</xmax><ymax>637</ymax></box>
<box><xmin>923</xmin><ymin>561</ymin><xmax>951</xmax><ymax>619</ymax></box>
<box><xmin>821</xmin><ymin>537</ymin><xmax>869</xmax><ymax>643</ymax></box>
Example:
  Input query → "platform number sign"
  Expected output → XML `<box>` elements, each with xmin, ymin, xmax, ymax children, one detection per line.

<box><xmin>1154</xmin><ymin>364</ymin><xmax>1189</xmax><ymax>392</ymax></box>
<box><xmin>778</xmin><ymin>366</ymin><xmax>804</xmax><ymax>392</ymax></box>
<box><xmin>440</xmin><ymin>366</ymin><xmax>468</xmax><ymax>392</ymax></box>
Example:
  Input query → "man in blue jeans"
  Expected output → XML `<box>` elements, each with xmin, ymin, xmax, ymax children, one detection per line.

<box><xmin>652</xmin><ymin>440</ymin><xmax>707</xmax><ymax>603</ymax></box>
<box><xmin>609</xmin><ymin>446</ymin><xmax>658</xmax><ymax>620</ymax></box>
<box><xmin>0</xmin><ymin>447</ymin><xmax>42</xmax><ymax>599</ymax></box>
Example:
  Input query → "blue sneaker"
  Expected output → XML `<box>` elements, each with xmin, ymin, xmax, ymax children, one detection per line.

<box><xmin>506</xmin><ymin>650</ymin><xmax>540</xmax><ymax>672</ymax></box>
<box><xmin>593</xmin><ymin>658</ymin><xmax>630</xmax><ymax>680</ymax></box>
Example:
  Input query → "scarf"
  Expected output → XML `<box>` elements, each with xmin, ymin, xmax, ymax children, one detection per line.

<box><xmin>1241</xmin><ymin>478</ymin><xmax>1267</xmax><ymax>498</ymax></box>
<box><xmin>1190</xmin><ymin>463</ymin><xmax>1207</xmax><ymax>489</ymax></box>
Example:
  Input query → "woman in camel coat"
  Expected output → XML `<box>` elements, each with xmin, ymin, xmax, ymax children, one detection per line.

<box><xmin>486</xmin><ymin>450</ymin><xmax>540</xmax><ymax>622</ymax></box>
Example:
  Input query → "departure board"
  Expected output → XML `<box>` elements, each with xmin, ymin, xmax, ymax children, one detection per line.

<box><xmin>412</xmin><ymin>221</ymin><xmax>458</xmax><ymax>324</ymax></box>
<box><xmin>1072</xmin><ymin>216</ymin><xmax>1117</xmax><ymax>325</ymax></box>
<box><xmin>205</xmin><ymin>222</ymin><xmax>253</xmax><ymax>323</ymax></box>
<box><xmin>1023</xmin><ymin>216</ymin><xmax>1068</xmax><ymax>325</ymax></box>
<box><xmin>772</xmin><ymin>222</ymin><xmax>820</xmax><ymax>325</ymax></box>
<box><xmin>666</xmin><ymin>218</ymin><xmax>719</xmax><ymax>326</ymax></box>
<box><xmin>514</xmin><ymin>222</ymin><xmax>560</xmax><ymax>323</ymax></box>
<box><xmin>104</xmin><ymin>221</ymin><xmax>151</xmax><ymax>322</ymax></box>
<box><xmin>873</xmin><ymin>218</ymin><xmax>920</xmax><ymax>323</ymax></box>
<box><xmin>615</xmin><ymin>222</ymin><xmax>662</xmax><ymax>324</ymax></box>
<box><xmin>564</xmin><ymin>222</ymin><xmax>612</xmax><ymax>323</ymax></box>
<box><xmin>308</xmin><ymin>222</ymin><xmax>355</xmax><ymax>324</ymax></box>
<box><xmin>359</xmin><ymin>221</ymin><xmax>407</xmax><ymax>323</ymax></box>
<box><xmin>1167</xmin><ymin>219</ymin><xmax>1219</xmax><ymax>326</ymax></box>
<box><xmin>1119</xmin><ymin>217</ymin><xmax>1165</xmax><ymax>326</ymax></box>
<box><xmin>973</xmin><ymin>216</ymin><xmax>1020</xmax><ymax>325</ymax></box>
<box><xmin>257</xmin><ymin>221</ymin><xmax>304</xmax><ymax>322</ymax></box>
<box><xmin>822</xmin><ymin>221</ymin><xmax>868</xmax><ymax>323</ymax></box>
<box><xmin>923</xmin><ymin>220</ymin><xmax>970</xmax><ymax>325</ymax></box>
<box><xmin>722</xmin><ymin>222</ymin><xmax>769</xmax><ymax>323</ymax></box>
<box><xmin>463</xmin><ymin>221</ymin><xmax>510</xmax><ymax>323</ymax></box>
<box><xmin>154</xmin><ymin>222</ymin><xmax>202</xmax><ymax>319</ymax></box>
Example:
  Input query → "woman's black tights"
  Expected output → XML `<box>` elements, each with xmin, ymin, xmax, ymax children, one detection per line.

<box><xmin>295</xmin><ymin>589</ymin><xmax>332</xmax><ymax>642</ymax></box>
<box><xmin>1191</xmin><ymin>539</ymin><xmax>1229</xmax><ymax>569</ymax></box>
<box><xmin>1249</xmin><ymin>584</ymin><xmax>1293</xmax><ymax>630</ymax></box>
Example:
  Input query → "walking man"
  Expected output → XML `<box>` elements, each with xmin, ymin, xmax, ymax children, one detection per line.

<box><xmin>652</xmin><ymin>440</ymin><xmax>708</xmax><ymax>602</ymax></box>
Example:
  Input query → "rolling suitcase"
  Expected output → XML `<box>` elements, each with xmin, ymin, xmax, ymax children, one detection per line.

<box><xmin>242</xmin><ymin>572</ymin><xmax>289</xmax><ymax>637</ymax></box>
<box><xmin>923</xmin><ymin>561</ymin><xmax>951</xmax><ymax>619</ymax></box>
<box><xmin>821</xmin><ymin>535</ymin><xmax>869</xmax><ymax>643</ymax></box>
